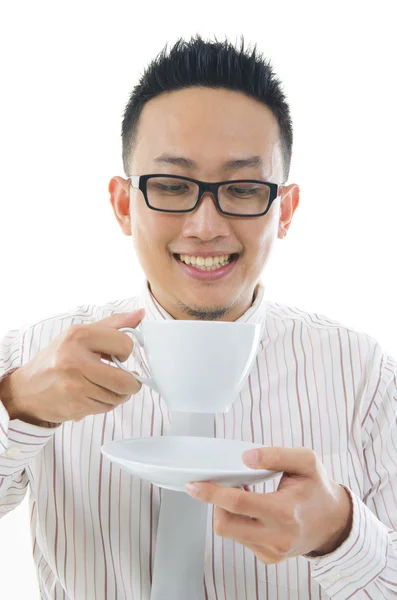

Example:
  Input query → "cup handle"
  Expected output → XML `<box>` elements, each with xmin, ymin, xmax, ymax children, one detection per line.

<box><xmin>110</xmin><ymin>327</ymin><xmax>160</xmax><ymax>394</ymax></box>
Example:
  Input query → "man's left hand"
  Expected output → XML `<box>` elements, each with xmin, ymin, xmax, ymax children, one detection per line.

<box><xmin>185</xmin><ymin>446</ymin><xmax>353</xmax><ymax>564</ymax></box>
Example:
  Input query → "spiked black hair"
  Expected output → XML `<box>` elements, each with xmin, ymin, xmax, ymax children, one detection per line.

<box><xmin>122</xmin><ymin>35</ymin><xmax>293</xmax><ymax>181</ymax></box>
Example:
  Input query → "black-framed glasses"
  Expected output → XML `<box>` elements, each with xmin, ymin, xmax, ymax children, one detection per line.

<box><xmin>128</xmin><ymin>174</ymin><xmax>281</xmax><ymax>217</ymax></box>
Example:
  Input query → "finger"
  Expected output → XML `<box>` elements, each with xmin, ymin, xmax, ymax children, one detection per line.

<box><xmin>80</xmin><ymin>396</ymin><xmax>124</xmax><ymax>416</ymax></box>
<box><xmin>213</xmin><ymin>505</ymin><xmax>296</xmax><ymax>556</ymax></box>
<box><xmin>65</xmin><ymin>324</ymin><xmax>135</xmax><ymax>364</ymax></box>
<box><xmin>227</xmin><ymin>517</ymin><xmax>295</xmax><ymax>558</ymax></box>
<box><xmin>244</xmin><ymin>542</ymin><xmax>283</xmax><ymax>565</ymax></box>
<box><xmin>242</xmin><ymin>446</ymin><xmax>319</xmax><ymax>478</ymax></box>
<box><xmin>63</xmin><ymin>325</ymin><xmax>134</xmax><ymax>364</ymax></box>
<box><xmin>91</xmin><ymin>308</ymin><xmax>146</xmax><ymax>330</ymax></box>
<box><xmin>186</xmin><ymin>482</ymin><xmax>271</xmax><ymax>520</ymax></box>
<box><xmin>82</xmin><ymin>358</ymin><xmax>142</xmax><ymax>397</ymax></box>
<box><xmin>213</xmin><ymin>507</ymin><xmax>266</xmax><ymax>546</ymax></box>
<box><xmin>81</xmin><ymin>376</ymin><xmax>133</xmax><ymax>406</ymax></box>
<box><xmin>81</xmin><ymin>372</ymin><xmax>141</xmax><ymax>406</ymax></box>
<box><xmin>66</xmin><ymin>395</ymin><xmax>127</xmax><ymax>421</ymax></box>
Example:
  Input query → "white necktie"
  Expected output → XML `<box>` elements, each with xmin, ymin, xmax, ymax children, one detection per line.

<box><xmin>150</xmin><ymin>412</ymin><xmax>214</xmax><ymax>600</ymax></box>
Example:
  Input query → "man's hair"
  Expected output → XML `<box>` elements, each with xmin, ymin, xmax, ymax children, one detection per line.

<box><xmin>121</xmin><ymin>34</ymin><xmax>293</xmax><ymax>182</ymax></box>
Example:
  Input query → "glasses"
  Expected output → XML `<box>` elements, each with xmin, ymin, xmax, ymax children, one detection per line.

<box><xmin>128</xmin><ymin>174</ymin><xmax>281</xmax><ymax>217</ymax></box>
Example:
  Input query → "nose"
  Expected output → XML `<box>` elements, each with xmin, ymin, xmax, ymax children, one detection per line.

<box><xmin>181</xmin><ymin>192</ymin><xmax>231</xmax><ymax>241</ymax></box>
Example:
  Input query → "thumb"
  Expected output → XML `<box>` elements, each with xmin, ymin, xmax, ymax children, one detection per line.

<box><xmin>242</xmin><ymin>446</ymin><xmax>318</xmax><ymax>477</ymax></box>
<box><xmin>94</xmin><ymin>308</ymin><xmax>146</xmax><ymax>330</ymax></box>
<box><xmin>93</xmin><ymin>309</ymin><xmax>146</xmax><ymax>362</ymax></box>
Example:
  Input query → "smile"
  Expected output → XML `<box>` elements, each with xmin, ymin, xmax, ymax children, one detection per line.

<box><xmin>176</xmin><ymin>253</ymin><xmax>236</xmax><ymax>271</ymax></box>
<box><xmin>173</xmin><ymin>253</ymin><xmax>239</xmax><ymax>280</ymax></box>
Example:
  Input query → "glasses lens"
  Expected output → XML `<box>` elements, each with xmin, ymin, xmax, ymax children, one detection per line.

<box><xmin>146</xmin><ymin>177</ymin><xmax>199</xmax><ymax>211</ymax></box>
<box><xmin>219</xmin><ymin>182</ymin><xmax>270</xmax><ymax>215</ymax></box>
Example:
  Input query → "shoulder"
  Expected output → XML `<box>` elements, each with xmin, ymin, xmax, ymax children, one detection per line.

<box><xmin>265</xmin><ymin>299</ymin><xmax>361</xmax><ymax>333</ymax></box>
<box><xmin>264</xmin><ymin>299</ymin><xmax>396</xmax><ymax>415</ymax></box>
<box><xmin>264</xmin><ymin>299</ymin><xmax>375</xmax><ymax>341</ymax></box>
<box><xmin>263</xmin><ymin>299</ymin><xmax>394</xmax><ymax>370</ymax></box>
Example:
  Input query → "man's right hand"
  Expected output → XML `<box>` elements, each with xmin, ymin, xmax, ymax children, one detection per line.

<box><xmin>0</xmin><ymin>309</ymin><xmax>145</xmax><ymax>427</ymax></box>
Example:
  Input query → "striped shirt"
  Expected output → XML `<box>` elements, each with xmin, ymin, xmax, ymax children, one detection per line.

<box><xmin>0</xmin><ymin>281</ymin><xmax>396</xmax><ymax>600</ymax></box>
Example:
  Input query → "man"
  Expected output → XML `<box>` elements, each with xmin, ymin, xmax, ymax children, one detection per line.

<box><xmin>0</xmin><ymin>35</ymin><xmax>396</xmax><ymax>599</ymax></box>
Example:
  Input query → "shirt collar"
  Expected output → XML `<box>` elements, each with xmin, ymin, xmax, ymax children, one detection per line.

<box><xmin>139</xmin><ymin>280</ymin><xmax>267</xmax><ymax>325</ymax></box>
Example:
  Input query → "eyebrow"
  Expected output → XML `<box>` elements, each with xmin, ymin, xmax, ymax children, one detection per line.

<box><xmin>153</xmin><ymin>154</ymin><xmax>265</xmax><ymax>171</ymax></box>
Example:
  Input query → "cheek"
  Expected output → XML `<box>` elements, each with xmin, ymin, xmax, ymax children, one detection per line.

<box><xmin>131</xmin><ymin>209</ymin><xmax>175</xmax><ymax>260</ymax></box>
<box><xmin>240</xmin><ymin>218</ymin><xmax>277</xmax><ymax>257</ymax></box>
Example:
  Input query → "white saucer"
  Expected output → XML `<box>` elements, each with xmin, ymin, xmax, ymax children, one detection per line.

<box><xmin>101</xmin><ymin>436</ymin><xmax>281</xmax><ymax>492</ymax></box>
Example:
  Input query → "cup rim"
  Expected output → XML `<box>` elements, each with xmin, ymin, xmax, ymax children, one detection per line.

<box><xmin>141</xmin><ymin>320</ymin><xmax>260</xmax><ymax>326</ymax></box>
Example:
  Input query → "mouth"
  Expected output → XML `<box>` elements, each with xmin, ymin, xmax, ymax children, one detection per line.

<box><xmin>172</xmin><ymin>252</ymin><xmax>240</xmax><ymax>281</ymax></box>
<box><xmin>174</xmin><ymin>253</ymin><xmax>239</xmax><ymax>272</ymax></box>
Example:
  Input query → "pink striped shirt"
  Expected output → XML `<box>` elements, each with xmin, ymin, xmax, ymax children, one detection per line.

<box><xmin>0</xmin><ymin>282</ymin><xmax>396</xmax><ymax>599</ymax></box>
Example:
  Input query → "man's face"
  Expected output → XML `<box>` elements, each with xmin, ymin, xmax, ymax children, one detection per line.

<box><xmin>110</xmin><ymin>87</ymin><xmax>299</xmax><ymax>321</ymax></box>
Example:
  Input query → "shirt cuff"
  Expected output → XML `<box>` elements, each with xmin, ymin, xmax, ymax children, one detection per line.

<box><xmin>305</xmin><ymin>486</ymin><xmax>389</xmax><ymax>598</ymax></box>
<box><xmin>0</xmin><ymin>403</ymin><xmax>59</xmax><ymax>476</ymax></box>
<box><xmin>0</xmin><ymin>400</ymin><xmax>10</xmax><ymax>453</ymax></box>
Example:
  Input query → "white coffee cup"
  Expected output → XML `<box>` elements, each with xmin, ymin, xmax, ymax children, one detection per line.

<box><xmin>110</xmin><ymin>321</ymin><xmax>262</xmax><ymax>413</ymax></box>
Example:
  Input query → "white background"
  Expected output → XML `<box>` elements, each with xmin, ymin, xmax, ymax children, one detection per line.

<box><xmin>0</xmin><ymin>1</ymin><xmax>396</xmax><ymax>597</ymax></box>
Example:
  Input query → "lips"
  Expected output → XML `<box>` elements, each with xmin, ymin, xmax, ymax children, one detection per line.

<box><xmin>174</xmin><ymin>252</ymin><xmax>239</xmax><ymax>261</ymax></box>
<box><xmin>173</xmin><ymin>253</ymin><xmax>239</xmax><ymax>281</ymax></box>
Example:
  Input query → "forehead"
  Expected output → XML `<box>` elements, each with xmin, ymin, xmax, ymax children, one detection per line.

<box><xmin>131</xmin><ymin>87</ymin><xmax>283</xmax><ymax>178</ymax></box>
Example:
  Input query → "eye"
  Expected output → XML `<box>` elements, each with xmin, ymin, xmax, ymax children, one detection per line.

<box><xmin>227</xmin><ymin>185</ymin><xmax>259</xmax><ymax>197</ymax></box>
<box><xmin>155</xmin><ymin>184</ymin><xmax>189</xmax><ymax>193</ymax></box>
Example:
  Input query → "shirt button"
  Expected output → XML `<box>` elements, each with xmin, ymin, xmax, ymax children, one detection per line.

<box><xmin>329</xmin><ymin>573</ymin><xmax>341</xmax><ymax>583</ymax></box>
<box><xmin>6</xmin><ymin>446</ymin><xmax>22</xmax><ymax>458</ymax></box>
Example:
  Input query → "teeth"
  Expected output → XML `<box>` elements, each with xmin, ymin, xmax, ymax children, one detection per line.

<box><xmin>178</xmin><ymin>254</ymin><xmax>233</xmax><ymax>271</ymax></box>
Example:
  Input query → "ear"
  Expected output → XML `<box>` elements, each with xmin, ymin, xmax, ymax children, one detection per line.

<box><xmin>109</xmin><ymin>176</ymin><xmax>132</xmax><ymax>236</ymax></box>
<box><xmin>278</xmin><ymin>183</ymin><xmax>300</xmax><ymax>239</ymax></box>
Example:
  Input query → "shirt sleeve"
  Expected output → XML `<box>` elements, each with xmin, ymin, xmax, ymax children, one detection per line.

<box><xmin>306</xmin><ymin>345</ymin><xmax>397</xmax><ymax>599</ymax></box>
<box><xmin>0</xmin><ymin>327</ymin><xmax>59</xmax><ymax>517</ymax></box>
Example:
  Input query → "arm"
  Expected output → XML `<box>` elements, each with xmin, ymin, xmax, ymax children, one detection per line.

<box><xmin>307</xmin><ymin>346</ymin><xmax>397</xmax><ymax>599</ymax></box>
<box><xmin>0</xmin><ymin>328</ymin><xmax>58</xmax><ymax>517</ymax></box>
<box><xmin>187</xmin><ymin>340</ymin><xmax>397</xmax><ymax>599</ymax></box>
<box><xmin>0</xmin><ymin>306</ymin><xmax>144</xmax><ymax>515</ymax></box>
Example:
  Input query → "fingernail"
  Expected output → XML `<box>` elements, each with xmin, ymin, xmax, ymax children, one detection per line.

<box><xmin>243</xmin><ymin>449</ymin><xmax>259</xmax><ymax>467</ymax></box>
<box><xmin>185</xmin><ymin>483</ymin><xmax>199</xmax><ymax>497</ymax></box>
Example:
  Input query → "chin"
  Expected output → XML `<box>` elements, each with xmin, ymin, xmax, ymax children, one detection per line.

<box><xmin>178</xmin><ymin>288</ymin><xmax>238</xmax><ymax>312</ymax></box>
